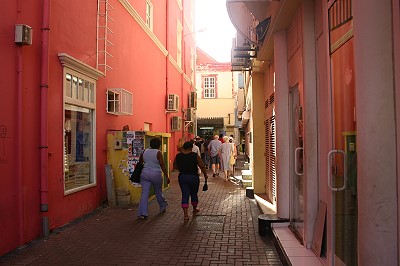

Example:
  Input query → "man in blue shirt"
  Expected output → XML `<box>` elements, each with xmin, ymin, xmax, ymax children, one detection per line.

<box><xmin>208</xmin><ymin>135</ymin><xmax>222</xmax><ymax>177</ymax></box>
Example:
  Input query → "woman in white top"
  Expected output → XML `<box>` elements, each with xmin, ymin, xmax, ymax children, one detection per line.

<box><xmin>137</xmin><ymin>137</ymin><xmax>170</xmax><ymax>219</ymax></box>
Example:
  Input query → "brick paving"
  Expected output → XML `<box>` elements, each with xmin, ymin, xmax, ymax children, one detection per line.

<box><xmin>0</xmin><ymin>156</ymin><xmax>283</xmax><ymax>266</ymax></box>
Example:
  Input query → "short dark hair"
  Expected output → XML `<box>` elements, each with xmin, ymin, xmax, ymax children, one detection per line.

<box><xmin>150</xmin><ymin>137</ymin><xmax>161</xmax><ymax>149</ymax></box>
<box><xmin>182</xmin><ymin>141</ymin><xmax>193</xmax><ymax>150</ymax></box>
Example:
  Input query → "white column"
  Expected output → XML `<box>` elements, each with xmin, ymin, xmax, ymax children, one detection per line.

<box><xmin>353</xmin><ymin>0</ymin><xmax>398</xmax><ymax>265</ymax></box>
<box><xmin>274</xmin><ymin>30</ymin><xmax>290</xmax><ymax>219</ymax></box>
<box><xmin>302</xmin><ymin>0</ymin><xmax>318</xmax><ymax>249</ymax></box>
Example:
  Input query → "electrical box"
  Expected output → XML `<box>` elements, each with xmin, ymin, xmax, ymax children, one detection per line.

<box><xmin>15</xmin><ymin>24</ymin><xmax>33</xmax><ymax>46</ymax></box>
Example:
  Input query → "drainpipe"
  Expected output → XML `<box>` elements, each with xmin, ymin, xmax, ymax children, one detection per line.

<box><xmin>166</xmin><ymin>0</ymin><xmax>175</xmax><ymax>164</ymax></box>
<box><xmin>165</xmin><ymin>0</ymin><xmax>169</xmax><ymax>131</ymax></box>
<box><xmin>40</xmin><ymin>0</ymin><xmax>50</xmax><ymax>237</ymax></box>
<box><xmin>16</xmin><ymin>45</ymin><xmax>24</xmax><ymax>245</ymax></box>
<box><xmin>181</xmin><ymin>4</ymin><xmax>185</xmax><ymax>141</ymax></box>
<box><xmin>15</xmin><ymin>0</ymin><xmax>23</xmax><ymax>247</ymax></box>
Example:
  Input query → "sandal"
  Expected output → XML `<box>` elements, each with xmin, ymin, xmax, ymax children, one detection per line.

<box><xmin>193</xmin><ymin>208</ymin><xmax>200</xmax><ymax>215</ymax></box>
<box><xmin>184</xmin><ymin>216</ymin><xmax>190</xmax><ymax>222</ymax></box>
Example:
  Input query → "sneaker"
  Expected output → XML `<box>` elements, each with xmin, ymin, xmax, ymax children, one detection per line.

<box><xmin>138</xmin><ymin>215</ymin><xmax>148</xmax><ymax>220</ymax></box>
<box><xmin>160</xmin><ymin>202</ymin><xmax>168</xmax><ymax>213</ymax></box>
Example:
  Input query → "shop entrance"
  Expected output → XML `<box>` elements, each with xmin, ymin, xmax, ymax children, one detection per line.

<box><xmin>327</xmin><ymin>1</ymin><xmax>357</xmax><ymax>264</ymax></box>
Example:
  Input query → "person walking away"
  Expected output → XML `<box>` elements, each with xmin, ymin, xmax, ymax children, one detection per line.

<box><xmin>229</xmin><ymin>136</ymin><xmax>237</xmax><ymax>177</ymax></box>
<box><xmin>220</xmin><ymin>136</ymin><xmax>233</xmax><ymax>181</ymax></box>
<box><xmin>218</xmin><ymin>133</ymin><xmax>224</xmax><ymax>143</ymax></box>
<box><xmin>190</xmin><ymin>138</ymin><xmax>202</xmax><ymax>175</ymax></box>
<box><xmin>190</xmin><ymin>139</ymin><xmax>201</xmax><ymax>156</ymax></box>
<box><xmin>137</xmin><ymin>137</ymin><xmax>170</xmax><ymax>220</ymax></box>
<box><xmin>208</xmin><ymin>135</ymin><xmax>222</xmax><ymax>177</ymax></box>
<box><xmin>195</xmin><ymin>136</ymin><xmax>205</xmax><ymax>164</ymax></box>
<box><xmin>203</xmin><ymin>136</ymin><xmax>212</xmax><ymax>169</ymax></box>
<box><xmin>173</xmin><ymin>141</ymin><xmax>209</xmax><ymax>222</ymax></box>
<box><xmin>230</xmin><ymin>134</ymin><xmax>240</xmax><ymax>154</ymax></box>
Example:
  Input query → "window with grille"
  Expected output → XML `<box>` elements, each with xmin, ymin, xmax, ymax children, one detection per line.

<box><xmin>203</xmin><ymin>76</ymin><xmax>216</xmax><ymax>98</ymax></box>
<box><xmin>106</xmin><ymin>88</ymin><xmax>133</xmax><ymax>115</ymax></box>
<box><xmin>146</xmin><ymin>1</ymin><xmax>153</xmax><ymax>31</ymax></box>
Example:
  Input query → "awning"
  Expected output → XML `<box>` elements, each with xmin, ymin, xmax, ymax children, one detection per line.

<box><xmin>197</xmin><ymin>117</ymin><xmax>224</xmax><ymax>127</ymax></box>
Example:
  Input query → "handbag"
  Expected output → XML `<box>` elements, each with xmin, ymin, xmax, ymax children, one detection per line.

<box><xmin>130</xmin><ymin>150</ymin><xmax>145</xmax><ymax>183</ymax></box>
<box><xmin>202</xmin><ymin>180</ymin><xmax>208</xmax><ymax>191</ymax></box>
<box><xmin>229</xmin><ymin>154</ymin><xmax>236</xmax><ymax>165</ymax></box>
<box><xmin>130</xmin><ymin>162</ymin><xmax>143</xmax><ymax>183</ymax></box>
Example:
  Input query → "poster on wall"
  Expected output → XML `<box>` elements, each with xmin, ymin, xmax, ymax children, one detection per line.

<box><xmin>123</xmin><ymin>131</ymin><xmax>145</xmax><ymax>176</ymax></box>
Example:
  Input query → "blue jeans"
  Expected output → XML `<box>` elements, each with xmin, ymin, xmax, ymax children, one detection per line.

<box><xmin>137</xmin><ymin>169</ymin><xmax>168</xmax><ymax>217</ymax></box>
<box><xmin>178</xmin><ymin>174</ymin><xmax>200</xmax><ymax>208</ymax></box>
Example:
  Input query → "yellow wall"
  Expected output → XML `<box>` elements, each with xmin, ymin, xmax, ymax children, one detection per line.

<box><xmin>106</xmin><ymin>131</ymin><xmax>170</xmax><ymax>204</ymax></box>
<box><xmin>107</xmin><ymin>131</ymin><xmax>142</xmax><ymax>204</ymax></box>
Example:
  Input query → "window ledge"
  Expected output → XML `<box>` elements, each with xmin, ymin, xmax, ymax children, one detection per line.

<box><xmin>64</xmin><ymin>183</ymin><xmax>97</xmax><ymax>196</ymax></box>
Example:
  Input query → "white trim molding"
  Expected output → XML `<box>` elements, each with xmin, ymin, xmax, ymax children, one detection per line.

<box><xmin>58</xmin><ymin>53</ymin><xmax>104</xmax><ymax>80</ymax></box>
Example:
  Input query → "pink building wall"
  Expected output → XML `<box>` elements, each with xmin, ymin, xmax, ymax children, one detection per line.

<box><xmin>0</xmin><ymin>0</ymin><xmax>194</xmax><ymax>255</ymax></box>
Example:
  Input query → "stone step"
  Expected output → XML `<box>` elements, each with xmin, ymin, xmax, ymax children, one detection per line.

<box><xmin>241</xmin><ymin>169</ymin><xmax>252</xmax><ymax>175</ymax></box>
<box><xmin>242</xmin><ymin>180</ymin><xmax>253</xmax><ymax>188</ymax></box>
<box><xmin>241</xmin><ymin>169</ymin><xmax>252</xmax><ymax>181</ymax></box>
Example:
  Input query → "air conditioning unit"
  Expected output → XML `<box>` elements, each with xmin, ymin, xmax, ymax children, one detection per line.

<box><xmin>186</xmin><ymin>108</ymin><xmax>196</xmax><ymax>121</ymax></box>
<box><xmin>187</xmin><ymin>120</ymin><xmax>196</xmax><ymax>134</ymax></box>
<box><xmin>171</xmin><ymin>116</ymin><xmax>182</xmax><ymax>131</ymax></box>
<box><xmin>167</xmin><ymin>94</ymin><xmax>179</xmax><ymax>112</ymax></box>
<box><xmin>15</xmin><ymin>24</ymin><xmax>33</xmax><ymax>46</ymax></box>
<box><xmin>188</xmin><ymin>91</ymin><xmax>197</xmax><ymax>109</ymax></box>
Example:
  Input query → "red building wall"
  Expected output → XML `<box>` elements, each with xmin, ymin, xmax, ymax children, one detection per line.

<box><xmin>0</xmin><ymin>0</ymin><xmax>195</xmax><ymax>255</ymax></box>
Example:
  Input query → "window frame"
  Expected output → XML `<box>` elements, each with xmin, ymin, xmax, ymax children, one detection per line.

<box><xmin>203</xmin><ymin>76</ymin><xmax>216</xmax><ymax>98</ymax></box>
<box><xmin>63</xmin><ymin>68</ymin><xmax>97</xmax><ymax>194</ymax></box>
<box><xmin>59</xmin><ymin>53</ymin><xmax>103</xmax><ymax>195</ymax></box>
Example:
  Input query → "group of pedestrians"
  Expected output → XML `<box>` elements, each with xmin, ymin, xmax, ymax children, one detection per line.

<box><xmin>206</xmin><ymin>134</ymin><xmax>238</xmax><ymax>182</ymax></box>
<box><xmin>135</xmin><ymin>134</ymin><xmax>237</xmax><ymax>223</ymax></box>
<box><xmin>136</xmin><ymin>137</ymin><xmax>208</xmax><ymax>223</ymax></box>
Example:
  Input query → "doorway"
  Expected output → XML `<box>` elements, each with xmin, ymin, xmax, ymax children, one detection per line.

<box><xmin>327</xmin><ymin>1</ymin><xmax>358</xmax><ymax>262</ymax></box>
<box><xmin>289</xmin><ymin>85</ymin><xmax>304</xmax><ymax>242</ymax></box>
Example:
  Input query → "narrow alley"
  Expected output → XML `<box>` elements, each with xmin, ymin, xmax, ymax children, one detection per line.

<box><xmin>0</xmin><ymin>156</ymin><xmax>284</xmax><ymax>265</ymax></box>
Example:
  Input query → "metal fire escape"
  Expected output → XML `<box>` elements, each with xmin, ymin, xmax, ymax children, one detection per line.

<box><xmin>97</xmin><ymin>0</ymin><xmax>114</xmax><ymax>75</ymax></box>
